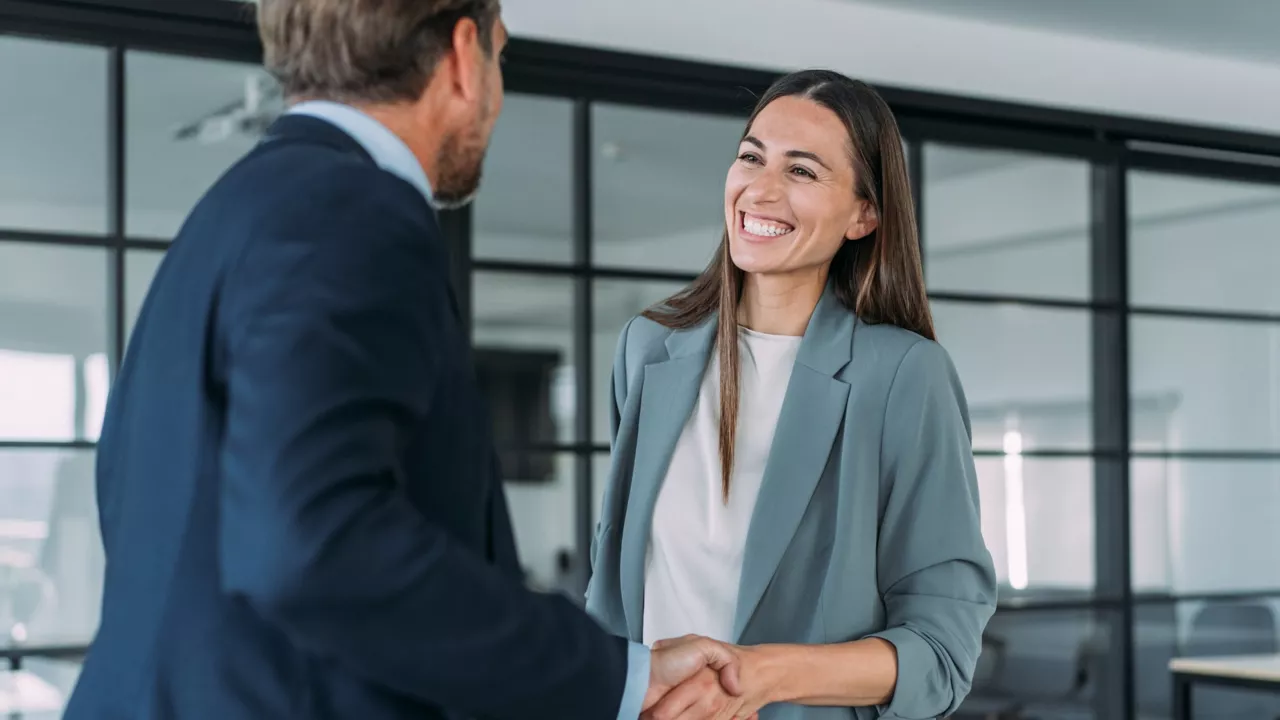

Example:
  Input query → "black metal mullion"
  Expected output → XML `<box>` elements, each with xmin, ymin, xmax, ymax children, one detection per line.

<box><xmin>1130</xmin><ymin>304</ymin><xmax>1280</xmax><ymax>325</ymax></box>
<box><xmin>0</xmin><ymin>440</ymin><xmax>97</xmax><ymax>451</ymax></box>
<box><xmin>571</xmin><ymin>99</ymin><xmax>594</xmax><ymax>597</ymax></box>
<box><xmin>907</xmin><ymin>137</ymin><xmax>925</xmax><ymax>281</ymax></box>
<box><xmin>107</xmin><ymin>44</ymin><xmax>126</xmax><ymax>376</ymax></box>
<box><xmin>0</xmin><ymin>229</ymin><xmax>112</xmax><ymax>247</ymax></box>
<box><xmin>1090</xmin><ymin>146</ymin><xmax>1134</xmax><ymax>720</ymax></box>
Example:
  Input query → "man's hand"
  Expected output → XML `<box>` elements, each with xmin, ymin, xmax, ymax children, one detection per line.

<box><xmin>643</xmin><ymin>635</ymin><xmax>773</xmax><ymax>720</ymax></box>
<box><xmin>641</xmin><ymin>666</ymin><xmax>758</xmax><ymax>720</ymax></box>
<box><xmin>642</xmin><ymin>635</ymin><xmax>744</xmax><ymax>713</ymax></box>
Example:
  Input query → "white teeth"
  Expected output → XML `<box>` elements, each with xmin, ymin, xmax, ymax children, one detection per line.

<box><xmin>743</xmin><ymin>217</ymin><xmax>793</xmax><ymax>237</ymax></box>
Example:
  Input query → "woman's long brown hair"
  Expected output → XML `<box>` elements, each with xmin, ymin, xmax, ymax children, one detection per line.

<box><xmin>643</xmin><ymin>70</ymin><xmax>934</xmax><ymax>501</ymax></box>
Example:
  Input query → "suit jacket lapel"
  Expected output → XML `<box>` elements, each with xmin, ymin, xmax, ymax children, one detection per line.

<box><xmin>733</xmin><ymin>288</ymin><xmax>855</xmax><ymax>641</ymax></box>
<box><xmin>619</xmin><ymin>320</ymin><xmax>716</xmax><ymax>640</ymax></box>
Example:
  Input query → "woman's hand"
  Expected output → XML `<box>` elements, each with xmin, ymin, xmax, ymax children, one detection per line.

<box><xmin>642</xmin><ymin>636</ymin><xmax>777</xmax><ymax>720</ymax></box>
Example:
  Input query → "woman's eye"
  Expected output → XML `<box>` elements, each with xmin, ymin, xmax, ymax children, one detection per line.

<box><xmin>738</xmin><ymin>152</ymin><xmax>761</xmax><ymax>164</ymax></box>
<box><xmin>791</xmin><ymin>166</ymin><xmax>816</xmax><ymax>179</ymax></box>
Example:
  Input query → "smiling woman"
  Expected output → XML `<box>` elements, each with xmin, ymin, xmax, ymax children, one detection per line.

<box><xmin>586</xmin><ymin>70</ymin><xmax>997</xmax><ymax>720</ymax></box>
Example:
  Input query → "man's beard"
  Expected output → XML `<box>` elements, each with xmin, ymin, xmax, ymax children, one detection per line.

<box><xmin>430</xmin><ymin>105</ymin><xmax>491</xmax><ymax>211</ymax></box>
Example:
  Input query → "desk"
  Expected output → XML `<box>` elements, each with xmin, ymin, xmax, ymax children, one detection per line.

<box><xmin>1170</xmin><ymin>654</ymin><xmax>1280</xmax><ymax>720</ymax></box>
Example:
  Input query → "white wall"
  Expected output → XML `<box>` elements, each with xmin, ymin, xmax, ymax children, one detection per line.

<box><xmin>504</xmin><ymin>0</ymin><xmax>1280</xmax><ymax>136</ymax></box>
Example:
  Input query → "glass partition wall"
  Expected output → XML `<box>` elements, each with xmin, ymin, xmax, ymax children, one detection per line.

<box><xmin>6</xmin><ymin>2</ymin><xmax>1280</xmax><ymax>717</ymax></box>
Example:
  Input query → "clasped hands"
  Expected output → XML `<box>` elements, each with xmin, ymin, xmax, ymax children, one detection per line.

<box><xmin>643</xmin><ymin>634</ymin><xmax>771</xmax><ymax>720</ymax></box>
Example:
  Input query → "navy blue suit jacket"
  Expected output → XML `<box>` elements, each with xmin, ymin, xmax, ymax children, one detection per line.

<box><xmin>64</xmin><ymin>115</ymin><xmax>629</xmax><ymax>720</ymax></box>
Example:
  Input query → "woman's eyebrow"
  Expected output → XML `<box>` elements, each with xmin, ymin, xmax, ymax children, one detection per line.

<box><xmin>741</xmin><ymin>135</ymin><xmax>832</xmax><ymax>171</ymax></box>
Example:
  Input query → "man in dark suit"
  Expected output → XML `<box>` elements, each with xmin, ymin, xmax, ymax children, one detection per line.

<box><xmin>63</xmin><ymin>1</ymin><xmax>742</xmax><ymax>718</ymax></box>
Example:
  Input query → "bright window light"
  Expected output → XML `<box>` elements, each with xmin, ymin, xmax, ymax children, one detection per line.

<box><xmin>1003</xmin><ymin>430</ymin><xmax>1029</xmax><ymax>591</ymax></box>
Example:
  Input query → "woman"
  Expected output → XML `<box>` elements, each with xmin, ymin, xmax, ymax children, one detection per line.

<box><xmin>586</xmin><ymin>70</ymin><xmax>997</xmax><ymax>720</ymax></box>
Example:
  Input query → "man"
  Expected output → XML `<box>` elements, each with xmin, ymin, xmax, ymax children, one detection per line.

<box><xmin>63</xmin><ymin>1</ymin><xmax>740</xmax><ymax>718</ymax></box>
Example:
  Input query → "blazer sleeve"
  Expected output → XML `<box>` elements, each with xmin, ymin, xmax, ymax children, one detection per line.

<box><xmin>589</xmin><ymin>315</ymin><xmax>637</xmax><ymax>585</ymax></box>
<box><xmin>867</xmin><ymin>339</ymin><xmax>998</xmax><ymax>720</ymax></box>
<box><xmin>216</xmin><ymin>175</ymin><xmax>629</xmax><ymax>720</ymax></box>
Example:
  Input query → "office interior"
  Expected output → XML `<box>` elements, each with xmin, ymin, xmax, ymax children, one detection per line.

<box><xmin>3</xmin><ymin>0</ymin><xmax>1280</xmax><ymax>717</ymax></box>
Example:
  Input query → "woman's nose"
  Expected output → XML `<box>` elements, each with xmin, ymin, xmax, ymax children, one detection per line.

<box><xmin>743</xmin><ymin>169</ymin><xmax>785</xmax><ymax>203</ymax></box>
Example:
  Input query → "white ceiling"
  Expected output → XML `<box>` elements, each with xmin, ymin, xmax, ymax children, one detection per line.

<box><xmin>846</xmin><ymin>0</ymin><xmax>1280</xmax><ymax>66</ymax></box>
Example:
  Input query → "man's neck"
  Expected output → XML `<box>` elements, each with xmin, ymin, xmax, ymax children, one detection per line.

<box><xmin>359</xmin><ymin>103</ymin><xmax>445</xmax><ymax>190</ymax></box>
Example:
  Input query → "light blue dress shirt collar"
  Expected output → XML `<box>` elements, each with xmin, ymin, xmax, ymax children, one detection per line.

<box><xmin>286</xmin><ymin>98</ymin><xmax>651</xmax><ymax>720</ymax></box>
<box><xmin>286</xmin><ymin>100</ymin><xmax>434</xmax><ymax>205</ymax></box>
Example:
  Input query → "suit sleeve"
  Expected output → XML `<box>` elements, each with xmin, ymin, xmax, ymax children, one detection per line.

<box><xmin>867</xmin><ymin>340</ymin><xmax>998</xmax><ymax>720</ymax></box>
<box><xmin>216</xmin><ymin>177</ymin><xmax>629</xmax><ymax>720</ymax></box>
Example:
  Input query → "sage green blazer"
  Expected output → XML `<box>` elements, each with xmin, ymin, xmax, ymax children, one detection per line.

<box><xmin>585</xmin><ymin>287</ymin><xmax>998</xmax><ymax>720</ymax></box>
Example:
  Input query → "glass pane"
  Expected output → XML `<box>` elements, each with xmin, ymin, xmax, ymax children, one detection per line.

<box><xmin>0</xmin><ymin>448</ymin><xmax>101</xmax><ymax>648</ymax></box>
<box><xmin>502</xmin><ymin>454</ymin><xmax>578</xmax><ymax>596</ymax></box>
<box><xmin>592</xmin><ymin>278</ymin><xmax>689</xmax><ymax>443</ymax></box>
<box><xmin>1131</xmin><ymin>316</ymin><xmax>1280</xmax><ymax>452</ymax></box>
<box><xmin>923</xmin><ymin>144</ymin><xmax>1090</xmax><ymax>300</ymax></box>
<box><xmin>0</xmin><ymin>656</ymin><xmax>82</xmax><ymax>718</ymax></box>
<box><xmin>1130</xmin><ymin>171</ymin><xmax>1280</xmax><ymax>315</ymax></box>
<box><xmin>960</xmin><ymin>609</ymin><xmax>1120</xmax><ymax>719</ymax></box>
<box><xmin>474</xmin><ymin>95</ymin><xmax>573</xmax><ymax>264</ymax></box>
<box><xmin>1136</xmin><ymin>600</ymin><xmax>1280</xmax><ymax>719</ymax></box>
<box><xmin>472</xmin><ymin>272</ymin><xmax>576</xmax><ymax>445</ymax></box>
<box><xmin>933</xmin><ymin>300</ymin><xmax>1093</xmax><ymax>451</ymax></box>
<box><xmin>126</xmin><ymin>52</ymin><xmax>280</xmax><ymax>239</ymax></box>
<box><xmin>976</xmin><ymin>457</ymin><xmax>1094</xmax><ymax>600</ymax></box>
<box><xmin>124</xmin><ymin>250</ymin><xmax>165</xmax><ymax>342</ymax></box>
<box><xmin>0</xmin><ymin>243</ymin><xmax>110</xmax><ymax>442</ymax></box>
<box><xmin>0</xmin><ymin>37</ymin><xmax>108</xmax><ymax>234</ymax></box>
<box><xmin>1132</xmin><ymin>459</ymin><xmax>1280</xmax><ymax>595</ymax></box>
<box><xmin>592</xmin><ymin>104</ymin><xmax>741</xmax><ymax>272</ymax></box>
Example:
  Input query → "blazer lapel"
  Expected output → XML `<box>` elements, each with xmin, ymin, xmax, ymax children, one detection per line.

<box><xmin>733</xmin><ymin>288</ymin><xmax>855</xmax><ymax>641</ymax></box>
<box><xmin>619</xmin><ymin>320</ymin><xmax>716</xmax><ymax>641</ymax></box>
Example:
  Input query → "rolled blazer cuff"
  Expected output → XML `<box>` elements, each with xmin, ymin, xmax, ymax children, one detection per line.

<box><xmin>867</xmin><ymin>625</ymin><xmax>966</xmax><ymax>720</ymax></box>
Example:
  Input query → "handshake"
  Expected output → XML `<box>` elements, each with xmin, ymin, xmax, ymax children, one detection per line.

<box><xmin>643</xmin><ymin>634</ymin><xmax>768</xmax><ymax>720</ymax></box>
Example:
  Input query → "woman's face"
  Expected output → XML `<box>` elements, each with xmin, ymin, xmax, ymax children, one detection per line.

<box><xmin>724</xmin><ymin>96</ymin><xmax>877</xmax><ymax>278</ymax></box>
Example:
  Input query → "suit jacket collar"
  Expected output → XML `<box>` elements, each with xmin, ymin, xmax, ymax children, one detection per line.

<box><xmin>262</xmin><ymin>114</ymin><xmax>377</xmax><ymax>165</ymax></box>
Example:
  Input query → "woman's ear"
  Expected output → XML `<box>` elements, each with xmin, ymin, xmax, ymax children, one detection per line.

<box><xmin>845</xmin><ymin>201</ymin><xmax>879</xmax><ymax>241</ymax></box>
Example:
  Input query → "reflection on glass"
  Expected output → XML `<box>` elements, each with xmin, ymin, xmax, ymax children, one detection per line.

<box><xmin>591</xmin><ymin>279</ymin><xmax>689</xmax><ymax>442</ymax></box>
<box><xmin>1130</xmin><ymin>172</ymin><xmax>1280</xmax><ymax>315</ymax></box>
<box><xmin>0</xmin><ymin>37</ymin><xmax>108</xmax><ymax>234</ymax></box>
<box><xmin>0</xmin><ymin>243</ymin><xmax>110</xmax><ymax>442</ymax></box>
<box><xmin>932</xmin><ymin>300</ymin><xmax>1092</xmax><ymax>451</ymax></box>
<box><xmin>1131</xmin><ymin>316</ymin><xmax>1280</xmax><ymax>452</ymax></box>
<box><xmin>592</xmin><ymin>104</ymin><xmax>742</xmax><ymax>272</ymax></box>
<box><xmin>975</xmin><ymin>457</ymin><xmax>1094</xmax><ymax>598</ymax></box>
<box><xmin>474</xmin><ymin>95</ymin><xmax>574</xmax><ymax>264</ymax></box>
<box><xmin>501</xmin><ymin>454</ymin><xmax>578</xmax><ymax>597</ymax></box>
<box><xmin>82</xmin><ymin>354</ymin><xmax>110</xmax><ymax>443</ymax></box>
<box><xmin>0</xmin><ymin>655</ymin><xmax>82</xmax><ymax>718</ymax></box>
<box><xmin>472</xmin><ymin>272</ymin><xmax>576</xmax><ymax>446</ymax></box>
<box><xmin>0</xmin><ymin>449</ymin><xmax>101</xmax><ymax>648</ymax></box>
<box><xmin>125</xmin><ymin>250</ymin><xmax>166</xmax><ymax>343</ymax></box>
<box><xmin>1131</xmin><ymin>459</ymin><xmax>1280</xmax><ymax>595</ymax></box>
<box><xmin>1135</xmin><ymin>601</ymin><xmax>1280</xmax><ymax>719</ymax></box>
<box><xmin>959</xmin><ymin>609</ymin><xmax>1117</xmax><ymax>719</ymax></box>
<box><xmin>127</xmin><ymin>52</ymin><xmax>281</xmax><ymax>239</ymax></box>
<box><xmin>923</xmin><ymin>144</ymin><xmax>1091</xmax><ymax>300</ymax></box>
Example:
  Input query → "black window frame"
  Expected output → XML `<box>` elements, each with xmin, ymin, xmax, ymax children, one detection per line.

<box><xmin>4</xmin><ymin>3</ymin><xmax>1280</xmax><ymax>717</ymax></box>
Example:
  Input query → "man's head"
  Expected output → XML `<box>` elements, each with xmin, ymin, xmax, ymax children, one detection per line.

<box><xmin>258</xmin><ymin>0</ymin><xmax>507</xmax><ymax>208</ymax></box>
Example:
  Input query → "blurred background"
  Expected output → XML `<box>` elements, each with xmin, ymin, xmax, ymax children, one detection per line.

<box><xmin>3</xmin><ymin>0</ymin><xmax>1280</xmax><ymax>717</ymax></box>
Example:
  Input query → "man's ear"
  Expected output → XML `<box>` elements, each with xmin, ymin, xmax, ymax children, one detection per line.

<box><xmin>845</xmin><ymin>201</ymin><xmax>879</xmax><ymax>241</ymax></box>
<box><xmin>446</xmin><ymin>17</ymin><xmax>483</xmax><ymax>102</ymax></box>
